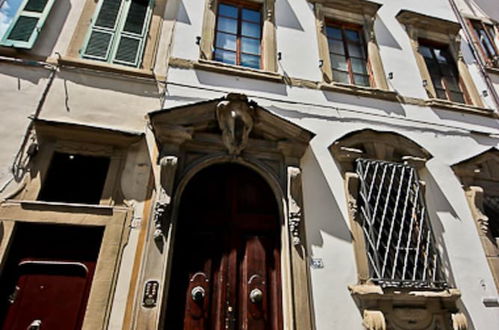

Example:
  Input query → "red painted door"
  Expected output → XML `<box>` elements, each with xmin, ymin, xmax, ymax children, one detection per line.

<box><xmin>166</xmin><ymin>164</ymin><xmax>282</xmax><ymax>330</ymax></box>
<box><xmin>0</xmin><ymin>224</ymin><xmax>102</xmax><ymax>330</ymax></box>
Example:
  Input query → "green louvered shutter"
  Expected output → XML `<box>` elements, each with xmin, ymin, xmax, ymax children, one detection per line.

<box><xmin>82</xmin><ymin>0</ymin><xmax>124</xmax><ymax>61</ymax></box>
<box><xmin>112</xmin><ymin>0</ymin><xmax>152</xmax><ymax>67</ymax></box>
<box><xmin>1</xmin><ymin>0</ymin><xmax>56</xmax><ymax>49</ymax></box>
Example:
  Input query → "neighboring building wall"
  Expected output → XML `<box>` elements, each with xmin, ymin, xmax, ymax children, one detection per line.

<box><xmin>0</xmin><ymin>0</ymin><xmax>498</xmax><ymax>329</ymax></box>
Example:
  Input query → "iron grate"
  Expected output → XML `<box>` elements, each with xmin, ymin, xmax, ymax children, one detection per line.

<box><xmin>355</xmin><ymin>159</ymin><xmax>446</xmax><ymax>289</ymax></box>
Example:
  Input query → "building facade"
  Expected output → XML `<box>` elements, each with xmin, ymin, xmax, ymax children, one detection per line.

<box><xmin>0</xmin><ymin>0</ymin><xmax>498</xmax><ymax>329</ymax></box>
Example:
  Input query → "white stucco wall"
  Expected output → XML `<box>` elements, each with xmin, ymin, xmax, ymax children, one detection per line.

<box><xmin>0</xmin><ymin>0</ymin><xmax>498</xmax><ymax>328</ymax></box>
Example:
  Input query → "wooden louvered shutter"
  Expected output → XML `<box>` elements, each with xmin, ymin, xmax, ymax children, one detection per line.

<box><xmin>112</xmin><ymin>0</ymin><xmax>152</xmax><ymax>67</ymax></box>
<box><xmin>1</xmin><ymin>0</ymin><xmax>56</xmax><ymax>49</ymax></box>
<box><xmin>82</xmin><ymin>0</ymin><xmax>124</xmax><ymax>61</ymax></box>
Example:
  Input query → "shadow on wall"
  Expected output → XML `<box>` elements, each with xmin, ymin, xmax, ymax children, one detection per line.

<box><xmin>420</xmin><ymin>167</ymin><xmax>458</xmax><ymax>287</ymax></box>
<box><xmin>375</xmin><ymin>16</ymin><xmax>402</xmax><ymax>50</ymax></box>
<box><xmin>275</xmin><ymin>0</ymin><xmax>304</xmax><ymax>31</ymax></box>
<box><xmin>194</xmin><ymin>69</ymin><xmax>288</xmax><ymax>96</ymax></box>
<box><xmin>322</xmin><ymin>90</ymin><xmax>407</xmax><ymax>116</ymax></box>
<box><xmin>432</xmin><ymin>106</ymin><xmax>499</xmax><ymax>131</ymax></box>
<box><xmin>302</xmin><ymin>146</ymin><xmax>352</xmax><ymax>250</ymax></box>
<box><xmin>32</xmin><ymin>0</ymin><xmax>71</xmax><ymax>57</ymax></box>
<box><xmin>177</xmin><ymin>0</ymin><xmax>191</xmax><ymax>25</ymax></box>
<box><xmin>0</xmin><ymin>63</ymin><xmax>52</xmax><ymax>85</ymax></box>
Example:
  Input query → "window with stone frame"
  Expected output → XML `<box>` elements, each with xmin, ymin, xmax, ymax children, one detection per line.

<box><xmin>213</xmin><ymin>1</ymin><xmax>262</xmax><ymax>69</ymax></box>
<box><xmin>418</xmin><ymin>40</ymin><xmax>470</xmax><ymax>104</ymax></box>
<box><xmin>355</xmin><ymin>158</ymin><xmax>446</xmax><ymax>288</ymax></box>
<box><xmin>312</xmin><ymin>0</ymin><xmax>389</xmax><ymax>90</ymax></box>
<box><xmin>468</xmin><ymin>19</ymin><xmax>499</xmax><ymax>68</ymax></box>
<box><xmin>81</xmin><ymin>0</ymin><xmax>153</xmax><ymax>67</ymax></box>
<box><xmin>326</xmin><ymin>21</ymin><xmax>372</xmax><ymax>87</ymax></box>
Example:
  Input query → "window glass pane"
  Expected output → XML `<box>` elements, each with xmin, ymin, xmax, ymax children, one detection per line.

<box><xmin>242</xmin><ymin>9</ymin><xmax>260</xmax><ymax>23</ymax></box>
<box><xmin>329</xmin><ymin>39</ymin><xmax>345</xmax><ymax>55</ymax></box>
<box><xmin>241</xmin><ymin>54</ymin><xmax>260</xmax><ymax>69</ymax></box>
<box><xmin>96</xmin><ymin>0</ymin><xmax>122</xmax><ymax>29</ymax></box>
<box><xmin>217</xmin><ymin>17</ymin><xmax>237</xmax><ymax>34</ymax></box>
<box><xmin>241</xmin><ymin>22</ymin><xmax>260</xmax><ymax>38</ymax></box>
<box><xmin>351</xmin><ymin>58</ymin><xmax>367</xmax><ymax>74</ymax></box>
<box><xmin>354</xmin><ymin>74</ymin><xmax>370</xmax><ymax>86</ymax></box>
<box><xmin>241</xmin><ymin>37</ymin><xmax>260</xmax><ymax>54</ymax></box>
<box><xmin>215</xmin><ymin>32</ymin><xmax>236</xmax><ymax>50</ymax></box>
<box><xmin>449</xmin><ymin>91</ymin><xmax>465</xmax><ymax>103</ymax></box>
<box><xmin>333</xmin><ymin>70</ymin><xmax>350</xmax><ymax>83</ymax></box>
<box><xmin>331</xmin><ymin>54</ymin><xmax>347</xmax><ymax>71</ymax></box>
<box><xmin>435</xmin><ymin>88</ymin><xmax>447</xmax><ymax>99</ymax></box>
<box><xmin>214</xmin><ymin>49</ymin><xmax>236</xmax><ymax>64</ymax></box>
<box><xmin>219</xmin><ymin>3</ymin><xmax>237</xmax><ymax>18</ymax></box>
<box><xmin>123</xmin><ymin>0</ymin><xmax>148</xmax><ymax>35</ymax></box>
<box><xmin>444</xmin><ymin>77</ymin><xmax>460</xmax><ymax>92</ymax></box>
<box><xmin>425</xmin><ymin>60</ymin><xmax>440</xmax><ymax>76</ymax></box>
<box><xmin>419</xmin><ymin>45</ymin><xmax>433</xmax><ymax>58</ymax></box>
<box><xmin>0</xmin><ymin>0</ymin><xmax>24</xmax><ymax>39</ymax></box>
<box><xmin>433</xmin><ymin>78</ymin><xmax>443</xmax><ymax>89</ymax></box>
<box><xmin>347</xmin><ymin>43</ymin><xmax>363</xmax><ymax>58</ymax></box>
<box><xmin>480</xmin><ymin>29</ymin><xmax>497</xmax><ymax>56</ymax></box>
<box><xmin>345</xmin><ymin>29</ymin><xmax>360</xmax><ymax>41</ymax></box>
<box><xmin>434</xmin><ymin>48</ymin><xmax>448</xmax><ymax>63</ymax></box>
<box><xmin>327</xmin><ymin>27</ymin><xmax>342</xmax><ymax>40</ymax></box>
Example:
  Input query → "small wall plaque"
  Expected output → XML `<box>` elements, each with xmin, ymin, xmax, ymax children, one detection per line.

<box><xmin>311</xmin><ymin>258</ymin><xmax>324</xmax><ymax>269</ymax></box>
<box><xmin>143</xmin><ymin>280</ymin><xmax>160</xmax><ymax>308</ymax></box>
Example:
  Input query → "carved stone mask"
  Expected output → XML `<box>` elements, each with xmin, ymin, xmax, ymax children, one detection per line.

<box><xmin>216</xmin><ymin>94</ymin><xmax>255</xmax><ymax>155</ymax></box>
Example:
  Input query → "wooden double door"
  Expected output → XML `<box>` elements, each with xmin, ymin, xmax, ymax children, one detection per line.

<box><xmin>165</xmin><ymin>164</ymin><xmax>282</xmax><ymax>330</ymax></box>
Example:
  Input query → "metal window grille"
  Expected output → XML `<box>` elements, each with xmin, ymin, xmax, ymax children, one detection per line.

<box><xmin>355</xmin><ymin>158</ymin><xmax>446</xmax><ymax>288</ymax></box>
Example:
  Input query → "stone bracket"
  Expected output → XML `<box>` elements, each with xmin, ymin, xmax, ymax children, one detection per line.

<box><xmin>287</xmin><ymin>166</ymin><xmax>303</xmax><ymax>246</ymax></box>
<box><xmin>152</xmin><ymin>155</ymin><xmax>178</xmax><ymax>240</ymax></box>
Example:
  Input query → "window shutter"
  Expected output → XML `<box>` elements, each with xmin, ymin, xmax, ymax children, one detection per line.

<box><xmin>1</xmin><ymin>0</ymin><xmax>56</xmax><ymax>49</ymax></box>
<box><xmin>82</xmin><ymin>0</ymin><xmax>124</xmax><ymax>61</ymax></box>
<box><xmin>112</xmin><ymin>0</ymin><xmax>152</xmax><ymax>67</ymax></box>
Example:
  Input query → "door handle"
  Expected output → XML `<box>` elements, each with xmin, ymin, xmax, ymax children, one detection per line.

<box><xmin>191</xmin><ymin>286</ymin><xmax>205</xmax><ymax>302</ymax></box>
<box><xmin>27</xmin><ymin>319</ymin><xmax>42</xmax><ymax>330</ymax></box>
<box><xmin>249</xmin><ymin>288</ymin><xmax>263</xmax><ymax>304</ymax></box>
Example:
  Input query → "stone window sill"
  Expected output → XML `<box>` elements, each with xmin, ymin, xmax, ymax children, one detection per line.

<box><xmin>348</xmin><ymin>284</ymin><xmax>461</xmax><ymax>303</ymax></box>
<box><xmin>54</xmin><ymin>56</ymin><xmax>156</xmax><ymax>80</ymax></box>
<box><xmin>1</xmin><ymin>199</ymin><xmax>127</xmax><ymax>213</ymax></box>
<box><xmin>485</xmin><ymin>66</ymin><xmax>499</xmax><ymax>75</ymax></box>
<box><xmin>426</xmin><ymin>98</ymin><xmax>496</xmax><ymax>117</ymax></box>
<box><xmin>319</xmin><ymin>82</ymin><xmax>399</xmax><ymax>101</ymax></box>
<box><xmin>194</xmin><ymin>59</ymin><xmax>283</xmax><ymax>83</ymax></box>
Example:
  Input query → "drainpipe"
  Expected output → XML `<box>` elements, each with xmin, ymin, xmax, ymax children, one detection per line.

<box><xmin>0</xmin><ymin>56</ymin><xmax>58</xmax><ymax>193</ymax></box>
<box><xmin>448</xmin><ymin>0</ymin><xmax>499</xmax><ymax>111</ymax></box>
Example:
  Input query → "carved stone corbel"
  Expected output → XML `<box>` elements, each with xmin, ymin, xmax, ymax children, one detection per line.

<box><xmin>465</xmin><ymin>186</ymin><xmax>489</xmax><ymax>235</ymax></box>
<box><xmin>362</xmin><ymin>310</ymin><xmax>386</xmax><ymax>330</ymax></box>
<box><xmin>216</xmin><ymin>94</ymin><xmax>256</xmax><ymax>155</ymax></box>
<box><xmin>287</xmin><ymin>166</ymin><xmax>303</xmax><ymax>245</ymax></box>
<box><xmin>153</xmin><ymin>155</ymin><xmax>178</xmax><ymax>240</ymax></box>
<box><xmin>452</xmin><ymin>312</ymin><xmax>468</xmax><ymax>330</ymax></box>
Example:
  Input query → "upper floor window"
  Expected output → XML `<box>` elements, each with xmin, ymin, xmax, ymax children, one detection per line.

<box><xmin>81</xmin><ymin>0</ymin><xmax>153</xmax><ymax>67</ymax></box>
<box><xmin>419</xmin><ymin>41</ymin><xmax>469</xmax><ymax>104</ymax></box>
<box><xmin>469</xmin><ymin>20</ymin><xmax>498</xmax><ymax>68</ymax></box>
<box><xmin>213</xmin><ymin>2</ymin><xmax>262</xmax><ymax>69</ymax></box>
<box><xmin>0</xmin><ymin>0</ymin><xmax>56</xmax><ymax>49</ymax></box>
<box><xmin>326</xmin><ymin>22</ymin><xmax>370</xmax><ymax>87</ymax></box>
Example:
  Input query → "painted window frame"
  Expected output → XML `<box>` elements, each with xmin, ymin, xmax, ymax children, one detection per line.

<box><xmin>0</xmin><ymin>0</ymin><xmax>56</xmax><ymax>49</ymax></box>
<box><xmin>80</xmin><ymin>0</ymin><xmax>154</xmax><ymax>68</ymax></box>
<box><xmin>468</xmin><ymin>19</ymin><xmax>499</xmax><ymax>68</ymax></box>
<box><xmin>66</xmin><ymin>0</ymin><xmax>167</xmax><ymax>73</ymax></box>
<box><xmin>325</xmin><ymin>20</ymin><xmax>373</xmax><ymax>87</ymax></box>
<box><xmin>418</xmin><ymin>39</ymin><xmax>471</xmax><ymax>104</ymax></box>
<box><xmin>397</xmin><ymin>10</ymin><xmax>484</xmax><ymax>108</ymax></box>
<box><xmin>213</xmin><ymin>0</ymin><xmax>263</xmax><ymax>69</ymax></box>
<box><xmin>199</xmin><ymin>0</ymin><xmax>277</xmax><ymax>72</ymax></box>
<box><xmin>312</xmin><ymin>0</ymin><xmax>389</xmax><ymax>90</ymax></box>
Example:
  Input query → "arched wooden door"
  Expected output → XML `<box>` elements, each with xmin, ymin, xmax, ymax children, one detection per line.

<box><xmin>165</xmin><ymin>164</ymin><xmax>282</xmax><ymax>330</ymax></box>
